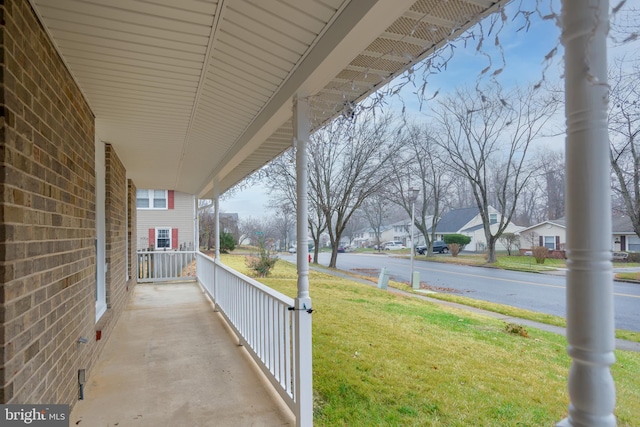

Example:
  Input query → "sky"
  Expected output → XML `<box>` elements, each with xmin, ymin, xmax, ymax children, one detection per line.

<box><xmin>220</xmin><ymin>1</ymin><xmax>638</xmax><ymax>220</ymax></box>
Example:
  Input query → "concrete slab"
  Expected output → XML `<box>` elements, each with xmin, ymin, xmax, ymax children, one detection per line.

<box><xmin>71</xmin><ymin>283</ymin><xmax>294</xmax><ymax>427</ymax></box>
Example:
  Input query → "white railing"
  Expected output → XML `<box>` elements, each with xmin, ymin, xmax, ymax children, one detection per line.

<box><xmin>137</xmin><ymin>250</ymin><xmax>197</xmax><ymax>282</ymax></box>
<box><xmin>195</xmin><ymin>252</ymin><xmax>298</xmax><ymax>414</ymax></box>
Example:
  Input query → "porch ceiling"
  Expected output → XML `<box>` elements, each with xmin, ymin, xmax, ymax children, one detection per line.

<box><xmin>30</xmin><ymin>0</ymin><xmax>504</xmax><ymax>198</ymax></box>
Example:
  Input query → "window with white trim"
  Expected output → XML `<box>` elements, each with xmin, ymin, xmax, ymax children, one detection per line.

<box><xmin>137</xmin><ymin>189</ymin><xmax>168</xmax><ymax>209</ymax></box>
<box><xmin>156</xmin><ymin>228</ymin><xmax>171</xmax><ymax>249</ymax></box>
<box><xmin>489</xmin><ymin>213</ymin><xmax>498</xmax><ymax>224</ymax></box>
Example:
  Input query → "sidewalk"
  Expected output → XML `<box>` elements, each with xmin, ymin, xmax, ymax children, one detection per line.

<box><xmin>309</xmin><ymin>265</ymin><xmax>640</xmax><ymax>353</ymax></box>
<box><xmin>71</xmin><ymin>282</ymin><xmax>294</xmax><ymax>427</ymax></box>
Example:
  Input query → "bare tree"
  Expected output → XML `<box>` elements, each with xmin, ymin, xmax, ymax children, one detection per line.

<box><xmin>609</xmin><ymin>59</ymin><xmax>640</xmax><ymax>238</ymax></box>
<box><xmin>265</xmin><ymin>149</ymin><xmax>327</xmax><ymax>262</ymax></box>
<box><xmin>387</xmin><ymin>123</ymin><xmax>452</xmax><ymax>256</ymax></box>
<box><xmin>361</xmin><ymin>193</ymin><xmax>392</xmax><ymax>251</ymax></box>
<box><xmin>433</xmin><ymin>84</ymin><xmax>559</xmax><ymax>263</ymax></box>
<box><xmin>309</xmin><ymin>111</ymin><xmax>402</xmax><ymax>267</ymax></box>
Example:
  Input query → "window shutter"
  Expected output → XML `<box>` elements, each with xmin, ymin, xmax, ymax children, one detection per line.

<box><xmin>555</xmin><ymin>236</ymin><xmax>560</xmax><ymax>250</ymax></box>
<box><xmin>149</xmin><ymin>229</ymin><xmax>155</xmax><ymax>249</ymax></box>
<box><xmin>539</xmin><ymin>236</ymin><xmax>543</xmax><ymax>247</ymax></box>
<box><xmin>168</xmin><ymin>190</ymin><xmax>175</xmax><ymax>210</ymax></box>
<box><xmin>172</xmin><ymin>228</ymin><xmax>178</xmax><ymax>249</ymax></box>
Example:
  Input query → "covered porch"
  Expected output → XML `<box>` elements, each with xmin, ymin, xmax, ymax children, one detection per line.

<box><xmin>71</xmin><ymin>280</ymin><xmax>294</xmax><ymax>426</ymax></box>
<box><xmin>0</xmin><ymin>0</ymin><xmax>621</xmax><ymax>426</ymax></box>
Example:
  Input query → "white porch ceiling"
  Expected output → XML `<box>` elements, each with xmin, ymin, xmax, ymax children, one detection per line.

<box><xmin>30</xmin><ymin>0</ymin><xmax>505</xmax><ymax>198</ymax></box>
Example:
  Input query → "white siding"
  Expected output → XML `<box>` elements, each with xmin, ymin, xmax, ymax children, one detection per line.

<box><xmin>137</xmin><ymin>191</ymin><xmax>195</xmax><ymax>250</ymax></box>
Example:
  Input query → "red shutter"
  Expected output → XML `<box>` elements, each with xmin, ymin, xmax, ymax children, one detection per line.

<box><xmin>539</xmin><ymin>236</ymin><xmax>543</xmax><ymax>247</ymax></box>
<box><xmin>555</xmin><ymin>236</ymin><xmax>560</xmax><ymax>250</ymax></box>
<box><xmin>172</xmin><ymin>228</ymin><xmax>178</xmax><ymax>249</ymax></box>
<box><xmin>149</xmin><ymin>229</ymin><xmax>155</xmax><ymax>249</ymax></box>
<box><xmin>168</xmin><ymin>190</ymin><xmax>174</xmax><ymax>209</ymax></box>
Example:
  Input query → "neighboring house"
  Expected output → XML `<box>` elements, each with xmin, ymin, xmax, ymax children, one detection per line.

<box><xmin>612</xmin><ymin>217</ymin><xmax>640</xmax><ymax>252</ymax></box>
<box><xmin>520</xmin><ymin>216</ymin><xmax>640</xmax><ymax>252</ymax></box>
<box><xmin>518</xmin><ymin>219</ymin><xmax>567</xmax><ymax>250</ymax></box>
<box><xmin>432</xmin><ymin>206</ymin><xmax>523</xmax><ymax>252</ymax></box>
<box><xmin>136</xmin><ymin>190</ymin><xmax>196</xmax><ymax>251</ymax></box>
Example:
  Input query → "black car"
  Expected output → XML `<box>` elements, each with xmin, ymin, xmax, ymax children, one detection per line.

<box><xmin>415</xmin><ymin>241</ymin><xmax>449</xmax><ymax>255</ymax></box>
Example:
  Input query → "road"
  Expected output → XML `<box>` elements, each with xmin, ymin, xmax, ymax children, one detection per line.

<box><xmin>283</xmin><ymin>252</ymin><xmax>640</xmax><ymax>332</ymax></box>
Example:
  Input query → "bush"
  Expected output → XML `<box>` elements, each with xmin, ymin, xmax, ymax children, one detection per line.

<box><xmin>532</xmin><ymin>246</ymin><xmax>549</xmax><ymax>264</ymax></box>
<box><xmin>245</xmin><ymin>238</ymin><xmax>278</xmax><ymax>277</ymax></box>
<box><xmin>443</xmin><ymin>234</ymin><xmax>471</xmax><ymax>250</ymax></box>
<box><xmin>220</xmin><ymin>231</ymin><xmax>236</xmax><ymax>253</ymax></box>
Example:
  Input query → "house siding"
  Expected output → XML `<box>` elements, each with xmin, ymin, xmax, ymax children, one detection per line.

<box><xmin>520</xmin><ymin>223</ymin><xmax>567</xmax><ymax>249</ymax></box>
<box><xmin>0</xmin><ymin>0</ymin><xmax>133</xmax><ymax>407</ymax></box>
<box><xmin>136</xmin><ymin>191</ymin><xmax>195</xmax><ymax>250</ymax></box>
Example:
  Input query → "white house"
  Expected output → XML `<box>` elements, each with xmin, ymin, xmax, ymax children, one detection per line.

<box><xmin>432</xmin><ymin>207</ymin><xmax>524</xmax><ymax>252</ymax></box>
<box><xmin>518</xmin><ymin>219</ymin><xmax>567</xmax><ymax>250</ymax></box>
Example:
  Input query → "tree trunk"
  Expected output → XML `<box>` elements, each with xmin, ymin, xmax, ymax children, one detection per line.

<box><xmin>329</xmin><ymin>248</ymin><xmax>338</xmax><ymax>268</ymax></box>
<box><xmin>487</xmin><ymin>236</ymin><xmax>498</xmax><ymax>263</ymax></box>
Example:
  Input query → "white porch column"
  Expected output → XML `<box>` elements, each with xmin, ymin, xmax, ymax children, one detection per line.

<box><xmin>213</xmin><ymin>182</ymin><xmax>220</xmax><ymax>310</ymax></box>
<box><xmin>293</xmin><ymin>95</ymin><xmax>313</xmax><ymax>427</ymax></box>
<box><xmin>559</xmin><ymin>1</ymin><xmax>616</xmax><ymax>426</ymax></box>
<box><xmin>214</xmin><ymin>183</ymin><xmax>220</xmax><ymax>259</ymax></box>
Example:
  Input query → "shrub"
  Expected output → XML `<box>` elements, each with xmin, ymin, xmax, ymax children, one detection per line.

<box><xmin>443</xmin><ymin>234</ymin><xmax>471</xmax><ymax>254</ymax></box>
<box><xmin>532</xmin><ymin>246</ymin><xmax>549</xmax><ymax>264</ymax></box>
<box><xmin>220</xmin><ymin>231</ymin><xmax>236</xmax><ymax>253</ymax></box>
<box><xmin>245</xmin><ymin>238</ymin><xmax>278</xmax><ymax>277</ymax></box>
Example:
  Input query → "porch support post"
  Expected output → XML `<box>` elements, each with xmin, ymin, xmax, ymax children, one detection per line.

<box><xmin>214</xmin><ymin>182</ymin><xmax>220</xmax><ymax>259</ymax></box>
<box><xmin>293</xmin><ymin>95</ymin><xmax>313</xmax><ymax>427</ymax></box>
<box><xmin>213</xmin><ymin>181</ymin><xmax>220</xmax><ymax>310</ymax></box>
<box><xmin>558</xmin><ymin>1</ymin><xmax>616</xmax><ymax>426</ymax></box>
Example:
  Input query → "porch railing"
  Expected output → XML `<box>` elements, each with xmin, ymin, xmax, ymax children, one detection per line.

<box><xmin>195</xmin><ymin>252</ymin><xmax>298</xmax><ymax>414</ymax></box>
<box><xmin>137</xmin><ymin>250</ymin><xmax>197</xmax><ymax>282</ymax></box>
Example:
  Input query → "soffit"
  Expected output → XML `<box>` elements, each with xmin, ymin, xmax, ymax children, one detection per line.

<box><xmin>29</xmin><ymin>0</ymin><xmax>505</xmax><ymax>197</ymax></box>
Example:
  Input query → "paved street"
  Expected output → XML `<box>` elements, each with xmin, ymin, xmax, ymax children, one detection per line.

<box><xmin>283</xmin><ymin>252</ymin><xmax>640</xmax><ymax>332</ymax></box>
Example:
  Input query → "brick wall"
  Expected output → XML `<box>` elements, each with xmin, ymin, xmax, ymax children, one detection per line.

<box><xmin>0</xmin><ymin>0</ymin><xmax>133</xmax><ymax>406</ymax></box>
<box><xmin>105</xmin><ymin>144</ymin><xmax>128</xmax><ymax>311</ymax></box>
<box><xmin>128</xmin><ymin>180</ymin><xmax>137</xmax><ymax>285</ymax></box>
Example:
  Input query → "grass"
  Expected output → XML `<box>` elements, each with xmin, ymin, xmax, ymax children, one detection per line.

<box><xmin>617</xmin><ymin>272</ymin><xmax>640</xmax><ymax>282</ymax></box>
<box><xmin>221</xmin><ymin>254</ymin><xmax>640</xmax><ymax>426</ymax></box>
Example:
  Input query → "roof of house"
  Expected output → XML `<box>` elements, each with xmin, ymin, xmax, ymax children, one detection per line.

<box><xmin>518</xmin><ymin>218</ymin><xmax>566</xmax><ymax>232</ymax></box>
<box><xmin>434</xmin><ymin>207</ymin><xmax>480</xmax><ymax>233</ymax></box>
<box><xmin>612</xmin><ymin>216</ymin><xmax>636</xmax><ymax>234</ymax></box>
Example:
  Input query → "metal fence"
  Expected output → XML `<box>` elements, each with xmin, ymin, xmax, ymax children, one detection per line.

<box><xmin>195</xmin><ymin>252</ymin><xmax>298</xmax><ymax>414</ymax></box>
<box><xmin>137</xmin><ymin>250</ymin><xmax>197</xmax><ymax>282</ymax></box>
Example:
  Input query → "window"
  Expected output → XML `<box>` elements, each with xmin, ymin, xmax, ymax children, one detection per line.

<box><xmin>544</xmin><ymin>236</ymin><xmax>555</xmax><ymax>250</ymax></box>
<box><xmin>489</xmin><ymin>213</ymin><xmax>498</xmax><ymax>224</ymax></box>
<box><xmin>137</xmin><ymin>189</ymin><xmax>168</xmax><ymax>209</ymax></box>
<box><xmin>628</xmin><ymin>244</ymin><xmax>640</xmax><ymax>252</ymax></box>
<box><xmin>156</xmin><ymin>228</ymin><xmax>171</xmax><ymax>249</ymax></box>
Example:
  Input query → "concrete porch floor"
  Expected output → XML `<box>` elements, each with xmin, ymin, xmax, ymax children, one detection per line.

<box><xmin>71</xmin><ymin>282</ymin><xmax>294</xmax><ymax>427</ymax></box>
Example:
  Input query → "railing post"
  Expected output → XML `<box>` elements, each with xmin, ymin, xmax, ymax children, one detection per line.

<box><xmin>558</xmin><ymin>1</ymin><xmax>616</xmax><ymax>426</ymax></box>
<box><xmin>293</xmin><ymin>95</ymin><xmax>313</xmax><ymax>427</ymax></box>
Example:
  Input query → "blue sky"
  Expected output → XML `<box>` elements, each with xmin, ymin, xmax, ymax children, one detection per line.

<box><xmin>221</xmin><ymin>1</ymin><xmax>636</xmax><ymax>219</ymax></box>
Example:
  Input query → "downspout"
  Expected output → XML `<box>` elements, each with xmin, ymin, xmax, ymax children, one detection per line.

<box><xmin>558</xmin><ymin>1</ymin><xmax>616</xmax><ymax>426</ymax></box>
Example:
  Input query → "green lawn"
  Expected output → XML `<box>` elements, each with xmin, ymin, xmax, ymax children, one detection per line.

<box><xmin>222</xmin><ymin>254</ymin><xmax>640</xmax><ymax>426</ymax></box>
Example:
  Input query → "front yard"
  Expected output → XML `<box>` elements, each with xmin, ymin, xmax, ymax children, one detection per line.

<box><xmin>223</xmin><ymin>254</ymin><xmax>640</xmax><ymax>426</ymax></box>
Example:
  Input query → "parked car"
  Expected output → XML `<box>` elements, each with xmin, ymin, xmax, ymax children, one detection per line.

<box><xmin>416</xmin><ymin>241</ymin><xmax>449</xmax><ymax>254</ymax></box>
<box><xmin>288</xmin><ymin>247</ymin><xmax>296</xmax><ymax>253</ymax></box>
<box><xmin>337</xmin><ymin>246</ymin><xmax>347</xmax><ymax>253</ymax></box>
<box><xmin>384</xmin><ymin>241</ymin><xmax>406</xmax><ymax>250</ymax></box>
